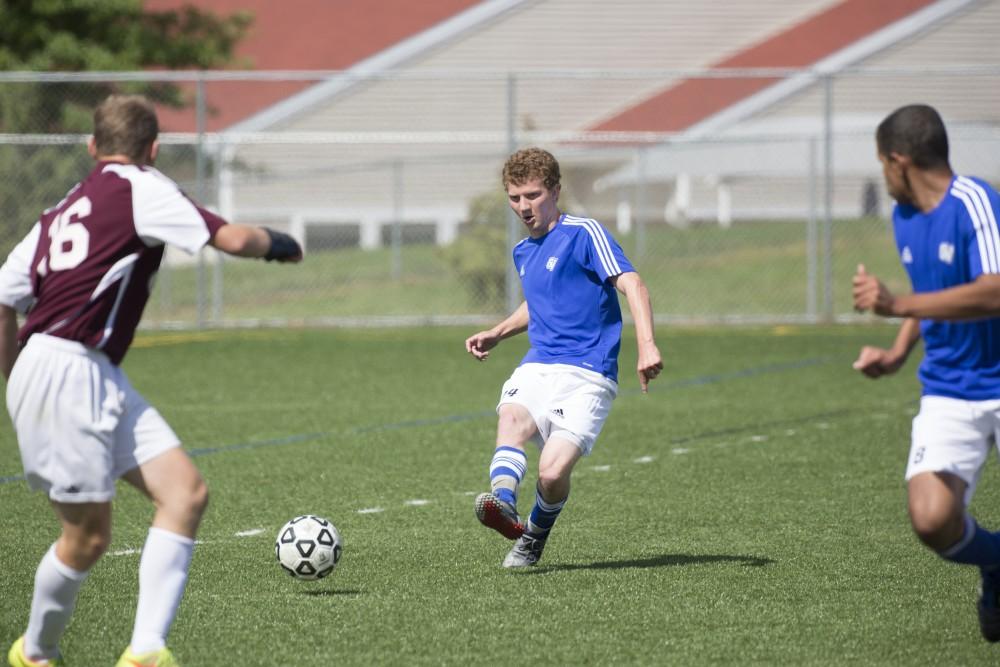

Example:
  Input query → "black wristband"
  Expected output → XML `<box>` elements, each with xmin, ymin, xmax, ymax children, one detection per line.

<box><xmin>263</xmin><ymin>227</ymin><xmax>302</xmax><ymax>262</ymax></box>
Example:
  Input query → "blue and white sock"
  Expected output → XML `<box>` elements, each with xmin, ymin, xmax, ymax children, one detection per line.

<box><xmin>939</xmin><ymin>516</ymin><xmax>1000</xmax><ymax>570</ymax></box>
<box><xmin>525</xmin><ymin>486</ymin><xmax>567</xmax><ymax>541</ymax></box>
<box><xmin>490</xmin><ymin>445</ymin><xmax>527</xmax><ymax>508</ymax></box>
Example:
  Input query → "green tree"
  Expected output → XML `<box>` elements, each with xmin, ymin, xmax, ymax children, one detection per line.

<box><xmin>0</xmin><ymin>0</ymin><xmax>252</xmax><ymax>253</ymax></box>
<box><xmin>441</xmin><ymin>191</ymin><xmax>510</xmax><ymax>313</ymax></box>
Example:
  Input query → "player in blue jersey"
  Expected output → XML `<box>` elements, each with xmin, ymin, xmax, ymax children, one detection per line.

<box><xmin>853</xmin><ymin>104</ymin><xmax>1000</xmax><ymax>641</ymax></box>
<box><xmin>465</xmin><ymin>147</ymin><xmax>662</xmax><ymax>568</ymax></box>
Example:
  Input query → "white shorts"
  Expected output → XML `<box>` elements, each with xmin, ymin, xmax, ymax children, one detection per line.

<box><xmin>6</xmin><ymin>334</ymin><xmax>181</xmax><ymax>503</ymax></box>
<box><xmin>496</xmin><ymin>363</ymin><xmax>617</xmax><ymax>456</ymax></box>
<box><xmin>906</xmin><ymin>395</ymin><xmax>1000</xmax><ymax>506</ymax></box>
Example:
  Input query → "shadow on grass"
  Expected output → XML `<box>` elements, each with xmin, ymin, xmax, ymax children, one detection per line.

<box><xmin>300</xmin><ymin>588</ymin><xmax>363</xmax><ymax>596</ymax></box>
<box><xmin>526</xmin><ymin>553</ymin><xmax>774</xmax><ymax>573</ymax></box>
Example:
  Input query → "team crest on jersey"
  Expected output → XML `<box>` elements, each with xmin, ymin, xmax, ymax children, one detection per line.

<box><xmin>901</xmin><ymin>246</ymin><xmax>913</xmax><ymax>264</ymax></box>
<box><xmin>938</xmin><ymin>242</ymin><xmax>955</xmax><ymax>265</ymax></box>
<box><xmin>545</xmin><ymin>257</ymin><xmax>559</xmax><ymax>271</ymax></box>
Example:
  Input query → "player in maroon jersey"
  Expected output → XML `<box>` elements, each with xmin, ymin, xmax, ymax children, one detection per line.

<box><xmin>0</xmin><ymin>95</ymin><xmax>302</xmax><ymax>667</ymax></box>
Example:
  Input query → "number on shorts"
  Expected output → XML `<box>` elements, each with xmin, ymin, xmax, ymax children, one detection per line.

<box><xmin>47</xmin><ymin>196</ymin><xmax>92</xmax><ymax>271</ymax></box>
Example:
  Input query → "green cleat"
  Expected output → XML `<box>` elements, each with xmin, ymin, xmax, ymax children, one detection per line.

<box><xmin>7</xmin><ymin>637</ymin><xmax>63</xmax><ymax>667</ymax></box>
<box><xmin>115</xmin><ymin>647</ymin><xmax>179</xmax><ymax>667</ymax></box>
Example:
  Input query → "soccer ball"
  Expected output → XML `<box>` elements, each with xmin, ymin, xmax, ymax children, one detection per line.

<box><xmin>275</xmin><ymin>515</ymin><xmax>342</xmax><ymax>580</ymax></box>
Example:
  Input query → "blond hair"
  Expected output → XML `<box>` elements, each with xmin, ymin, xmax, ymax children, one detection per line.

<box><xmin>502</xmin><ymin>147</ymin><xmax>561</xmax><ymax>190</ymax></box>
<box><xmin>93</xmin><ymin>95</ymin><xmax>159</xmax><ymax>163</ymax></box>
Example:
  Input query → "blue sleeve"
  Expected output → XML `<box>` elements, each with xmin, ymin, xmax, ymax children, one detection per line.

<box><xmin>954</xmin><ymin>179</ymin><xmax>1000</xmax><ymax>278</ymax></box>
<box><xmin>572</xmin><ymin>220</ymin><xmax>635</xmax><ymax>282</ymax></box>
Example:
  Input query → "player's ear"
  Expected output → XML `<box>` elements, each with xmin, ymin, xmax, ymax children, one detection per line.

<box><xmin>552</xmin><ymin>184</ymin><xmax>561</xmax><ymax>202</ymax></box>
<box><xmin>888</xmin><ymin>151</ymin><xmax>911</xmax><ymax>169</ymax></box>
<box><xmin>87</xmin><ymin>136</ymin><xmax>98</xmax><ymax>159</ymax></box>
<box><xmin>147</xmin><ymin>139</ymin><xmax>160</xmax><ymax>165</ymax></box>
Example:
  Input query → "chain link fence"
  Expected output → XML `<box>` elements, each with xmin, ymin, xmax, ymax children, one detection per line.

<box><xmin>1</xmin><ymin>67</ymin><xmax>998</xmax><ymax>327</ymax></box>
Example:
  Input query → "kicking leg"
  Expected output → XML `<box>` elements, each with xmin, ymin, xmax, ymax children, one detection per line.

<box><xmin>475</xmin><ymin>404</ymin><xmax>535</xmax><ymax>540</ymax></box>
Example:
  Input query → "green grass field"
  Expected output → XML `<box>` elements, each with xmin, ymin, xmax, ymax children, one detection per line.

<box><xmin>2</xmin><ymin>324</ymin><xmax>999</xmax><ymax>665</ymax></box>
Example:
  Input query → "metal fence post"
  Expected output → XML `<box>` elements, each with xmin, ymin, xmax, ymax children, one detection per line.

<box><xmin>391</xmin><ymin>160</ymin><xmax>403</xmax><ymax>281</ymax></box>
<box><xmin>636</xmin><ymin>146</ymin><xmax>648</xmax><ymax>261</ymax></box>
<box><xmin>194</xmin><ymin>75</ymin><xmax>208</xmax><ymax>328</ymax></box>
<box><xmin>807</xmin><ymin>136</ymin><xmax>818</xmax><ymax>319</ymax></box>
<box><xmin>822</xmin><ymin>73</ymin><xmax>834</xmax><ymax>321</ymax></box>
<box><xmin>505</xmin><ymin>72</ymin><xmax>520</xmax><ymax>315</ymax></box>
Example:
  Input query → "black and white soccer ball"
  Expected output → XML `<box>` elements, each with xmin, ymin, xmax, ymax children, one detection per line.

<box><xmin>275</xmin><ymin>515</ymin><xmax>342</xmax><ymax>580</ymax></box>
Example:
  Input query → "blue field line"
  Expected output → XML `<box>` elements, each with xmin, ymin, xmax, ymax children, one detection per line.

<box><xmin>351</xmin><ymin>410</ymin><xmax>496</xmax><ymax>434</ymax></box>
<box><xmin>0</xmin><ymin>356</ymin><xmax>831</xmax><ymax>486</ymax></box>
<box><xmin>628</xmin><ymin>356</ymin><xmax>831</xmax><ymax>395</ymax></box>
<box><xmin>187</xmin><ymin>432</ymin><xmax>332</xmax><ymax>457</ymax></box>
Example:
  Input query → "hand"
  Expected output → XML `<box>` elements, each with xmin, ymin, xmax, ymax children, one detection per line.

<box><xmin>852</xmin><ymin>345</ymin><xmax>906</xmax><ymax>379</ymax></box>
<box><xmin>263</xmin><ymin>228</ymin><xmax>304</xmax><ymax>263</ymax></box>
<box><xmin>465</xmin><ymin>330</ymin><xmax>499</xmax><ymax>361</ymax></box>
<box><xmin>637</xmin><ymin>344</ymin><xmax>663</xmax><ymax>393</ymax></box>
<box><xmin>852</xmin><ymin>264</ymin><xmax>896</xmax><ymax>316</ymax></box>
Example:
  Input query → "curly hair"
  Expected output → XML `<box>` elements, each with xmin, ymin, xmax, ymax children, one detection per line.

<box><xmin>502</xmin><ymin>147</ymin><xmax>561</xmax><ymax>190</ymax></box>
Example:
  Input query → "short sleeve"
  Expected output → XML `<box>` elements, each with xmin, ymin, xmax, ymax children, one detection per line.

<box><xmin>570</xmin><ymin>218</ymin><xmax>635</xmax><ymax>282</ymax></box>
<box><xmin>953</xmin><ymin>177</ymin><xmax>1000</xmax><ymax>278</ymax></box>
<box><xmin>0</xmin><ymin>222</ymin><xmax>40</xmax><ymax>313</ymax></box>
<box><xmin>105</xmin><ymin>164</ymin><xmax>227</xmax><ymax>254</ymax></box>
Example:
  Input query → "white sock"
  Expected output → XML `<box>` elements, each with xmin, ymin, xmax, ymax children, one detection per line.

<box><xmin>25</xmin><ymin>544</ymin><xmax>89</xmax><ymax>661</ymax></box>
<box><xmin>130</xmin><ymin>527</ymin><xmax>194</xmax><ymax>654</ymax></box>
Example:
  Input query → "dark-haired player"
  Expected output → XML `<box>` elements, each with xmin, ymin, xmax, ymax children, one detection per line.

<box><xmin>0</xmin><ymin>95</ymin><xmax>302</xmax><ymax>667</ymax></box>
<box><xmin>853</xmin><ymin>103</ymin><xmax>1000</xmax><ymax>641</ymax></box>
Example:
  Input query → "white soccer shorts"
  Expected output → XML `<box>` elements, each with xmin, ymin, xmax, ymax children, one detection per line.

<box><xmin>496</xmin><ymin>362</ymin><xmax>617</xmax><ymax>455</ymax></box>
<box><xmin>906</xmin><ymin>394</ymin><xmax>1000</xmax><ymax>506</ymax></box>
<box><xmin>6</xmin><ymin>333</ymin><xmax>181</xmax><ymax>503</ymax></box>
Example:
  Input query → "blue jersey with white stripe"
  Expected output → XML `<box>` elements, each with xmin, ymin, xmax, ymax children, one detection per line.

<box><xmin>893</xmin><ymin>175</ymin><xmax>1000</xmax><ymax>400</ymax></box>
<box><xmin>513</xmin><ymin>214</ymin><xmax>635</xmax><ymax>382</ymax></box>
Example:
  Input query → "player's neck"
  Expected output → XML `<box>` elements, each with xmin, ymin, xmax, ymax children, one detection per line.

<box><xmin>909</xmin><ymin>169</ymin><xmax>954</xmax><ymax>213</ymax></box>
<box><xmin>94</xmin><ymin>154</ymin><xmax>149</xmax><ymax>166</ymax></box>
<box><xmin>546</xmin><ymin>209</ymin><xmax>563</xmax><ymax>230</ymax></box>
<box><xmin>530</xmin><ymin>210</ymin><xmax>562</xmax><ymax>238</ymax></box>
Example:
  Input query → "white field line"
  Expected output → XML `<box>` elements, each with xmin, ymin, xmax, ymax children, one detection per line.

<box><xmin>104</xmin><ymin>436</ymin><xmax>817</xmax><ymax>559</ymax></box>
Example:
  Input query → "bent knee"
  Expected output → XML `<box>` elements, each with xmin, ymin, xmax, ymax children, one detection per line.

<box><xmin>62</xmin><ymin>530</ymin><xmax>110</xmax><ymax>568</ymax></box>
<box><xmin>163</xmin><ymin>477</ymin><xmax>209</xmax><ymax>521</ymax></box>
<box><xmin>536</xmin><ymin>467</ymin><xmax>571</xmax><ymax>498</ymax></box>
<box><xmin>497</xmin><ymin>408</ymin><xmax>536</xmax><ymax>443</ymax></box>
<box><xmin>187</xmin><ymin>478</ymin><xmax>210</xmax><ymax>517</ymax></box>
<box><xmin>909</xmin><ymin>506</ymin><xmax>963</xmax><ymax>550</ymax></box>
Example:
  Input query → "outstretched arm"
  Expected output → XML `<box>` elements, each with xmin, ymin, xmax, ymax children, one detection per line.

<box><xmin>210</xmin><ymin>225</ymin><xmax>303</xmax><ymax>262</ymax></box>
<box><xmin>465</xmin><ymin>301</ymin><xmax>529</xmax><ymax>361</ymax></box>
<box><xmin>0</xmin><ymin>305</ymin><xmax>18</xmax><ymax>380</ymax></box>
<box><xmin>613</xmin><ymin>271</ymin><xmax>663</xmax><ymax>393</ymax></box>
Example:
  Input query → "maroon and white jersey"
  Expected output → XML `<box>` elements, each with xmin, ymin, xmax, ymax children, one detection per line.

<box><xmin>0</xmin><ymin>161</ymin><xmax>226</xmax><ymax>365</ymax></box>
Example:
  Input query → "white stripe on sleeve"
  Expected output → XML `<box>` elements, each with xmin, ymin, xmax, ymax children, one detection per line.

<box><xmin>957</xmin><ymin>177</ymin><xmax>1000</xmax><ymax>272</ymax></box>
<box><xmin>953</xmin><ymin>178</ymin><xmax>1000</xmax><ymax>274</ymax></box>
<box><xmin>564</xmin><ymin>216</ymin><xmax>622</xmax><ymax>277</ymax></box>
